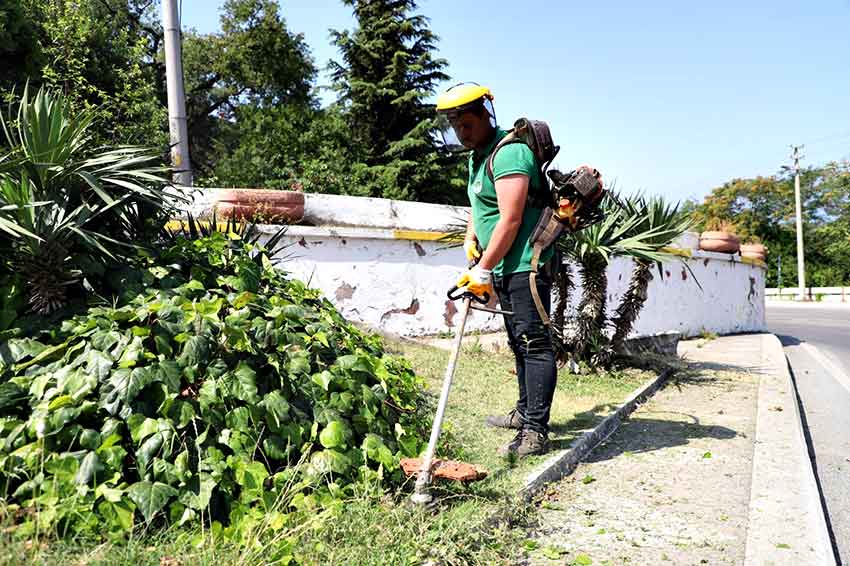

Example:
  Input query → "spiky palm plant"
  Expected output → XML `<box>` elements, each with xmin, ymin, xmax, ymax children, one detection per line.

<box><xmin>556</xmin><ymin>192</ymin><xmax>675</xmax><ymax>365</ymax></box>
<box><xmin>609</xmin><ymin>195</ymin><xmax>693</xmax><ymax>350</ymax></box>
<box><xmin>0</xmin><ymin>85</ymin><xmax>175</xmax><ymax>314</ymax></box>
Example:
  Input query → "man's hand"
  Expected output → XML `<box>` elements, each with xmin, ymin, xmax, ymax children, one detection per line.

<box><xmin>463</xmin><ymin>239</ymin><xmax>481</xmax><ymax>263</ymax></box>
<box><xmin>455</xmin><ymin>266</ymin><xmax>493</xmax><ymax>300</ymax></box>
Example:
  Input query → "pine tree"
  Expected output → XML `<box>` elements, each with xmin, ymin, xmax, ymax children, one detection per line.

<box><xmin>330</xmin><ymin>0</ymin><xmax>464</xmax><ymax>203</ymax></box>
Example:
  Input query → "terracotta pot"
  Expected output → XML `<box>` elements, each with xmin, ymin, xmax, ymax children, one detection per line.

<box><xmin>215</xmin><ymin>189</ymin><xmax>305</xmax><ymax>223</ymax></box>
<box><xmin>698</xmin><ymin>231</ymin><xmax>740</xmax><ymax>254</ymax></box>
<box><xmin>740</xmin><ymin>243</ymin><xmax>767</xmax><ymax>261</ymax></box>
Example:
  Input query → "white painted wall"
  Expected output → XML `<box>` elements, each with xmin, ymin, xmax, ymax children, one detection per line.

<box><xmin>183</xmin><ymin>189</ymin><xmax>766</xmax><ymax>338</ymax></box>
<box><xmin>264</xmin><ymin>226</ymin><xmax>503</xmax><ymax>336</ymax></box>
<box><xmin>604</xmin><ymin>253</ymin><xmax>766</xmax><ymax>337</ymax></box>
<box><xmin>257</xmin><ymin>225</ymin><xmax>766</xmax><ymax>338</ymax></box>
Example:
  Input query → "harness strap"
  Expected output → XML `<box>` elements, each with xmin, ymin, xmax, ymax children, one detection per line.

<box><xmin>529</xmin><ymin>241</ymin><xmax>550</xmax><ymax>326</ymax></box>
<box><xmin>527</xmin><ymin>209</ymin><xmax>565</xmax><ymax>327</ymax></box>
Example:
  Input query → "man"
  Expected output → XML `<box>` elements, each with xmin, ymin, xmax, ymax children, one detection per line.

<box><xmin>435</xmin><ymin>83</ymin><xmax>602</xmax><ymax>457</ymax></box>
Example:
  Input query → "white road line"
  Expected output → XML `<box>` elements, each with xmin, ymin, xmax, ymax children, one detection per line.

<box><xmin>801</xmin><ymin>342</ymin><xmax>850</xmax><ymax>395</ymax></box>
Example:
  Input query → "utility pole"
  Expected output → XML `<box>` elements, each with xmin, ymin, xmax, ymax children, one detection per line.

<box><xmin>162</xmin><ymin>0</ymin><xmax>192</xmax><ymax>186</ymax></box>
<box><xmin>790</xmin><ymin>145</ymin><xmax>805</xmax><ymax>300</ymax></box>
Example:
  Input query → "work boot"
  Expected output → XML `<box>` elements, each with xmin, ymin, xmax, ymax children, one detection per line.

<box><xmin>485</xmin><ymin>408</ymin><xmax>523</xmax><ymax>430</ymax></box>
<box><xmin>497</xmin><ymin>430</ymin><xmax>524</xmax><ymax>456</ymax></box>
<box><xmin>515</xmin><ymin>429</ymin><xmax>549</xmax><ymax>457</ymax></box>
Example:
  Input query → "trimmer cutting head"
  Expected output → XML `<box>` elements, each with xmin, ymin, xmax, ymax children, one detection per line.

<box><xmin>401</xmin><ymin>458</ymin><xmax>487</xmax><ymax>483</ymax></box>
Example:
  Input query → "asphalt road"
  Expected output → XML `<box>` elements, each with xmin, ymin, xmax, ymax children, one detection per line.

<box><xmin>767</xmin><ymin>304</ymin><xmax>850</xmax><ymax>564</ymax></box>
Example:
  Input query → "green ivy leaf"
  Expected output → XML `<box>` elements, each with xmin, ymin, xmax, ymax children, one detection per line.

<box><xmin>128</xmin><ymin>415</ymin><xmax>159</xmax><ymax>444</ymax></box>
<box><xmin>156</xmin><ymin>361</ymin><xmax>182</xmax><ymax>393</ymax></box>
<box><xmin>230</xmin><ymin>291</ymin><xmax>256</xmax><ymax>309</ymax></box>
<box><xmin>48</xmin><ymin>394</ymin><xmax>75</xmax><ymax>411</ymax></box>
<box><xmin>178</xmin><ymin>335</ymin><xmax>212</xmax><ymax>368</ymax></box>
<box><xmin>362</xmin><ymin>434</ymin><xmax>394</xmax><ymax>469</ymax></box>
<box><xmin>184</xmin><ymin>279</ymin><xmax>205</xmax><ymax>292</ymax></box>
<box><xmin>261</xmin><ymin>391</ymin><xmax>290</xmax><ymax>429</ymax></box>
<box><xmin>97</xmin><ymin>498</ymin><xmax>135</xmax><ymax>532</ymax></box>
<box><xmin>225</xmin><ymin>362</ymin><xmax>258</xmax><ymax>403</ymax></box>
<box><xmin>135</xmin><ymin>432</ymin><xmax>164</xmax><ymax>474</ymax></box>
<box><xmin>0</xmin><ymin>337</ymin><xmax>47</xmax><ymax>364</ymax></box>
<box><xmin>0</xmin><ymin>382</ymin><xmax>25</xmax><ymax>411</ymax></box>
<box><xmin>311</xmin><ymin>370</ymin><xmax>333</xmax><ymax>391</ymax></box>
<box><xmin>233</xmin><ymin>459</ymin><xmax>268</xmax><ymax>493</ymax></box>
<box><xmin>91</xmin><ymin>330</ymin><xmax>121</xmax><ymax>352</ymax></box>
<box><xmin>310</xmin><ymin>449</ymin><xmax>351</xmax><ymax>475</ymax></box>
<box><xmin>75</xmin><ymin>451</ymin><xmax>104</xmax><ymax>486</ymax></box>
<box><xmin>181</xmin><ymin>473</ymin><xmax>216</xmax><ymax>510</ymax></box>
<box><xmin>320</xmin><ymin>420</ymin><xmax>352</xmax><ymax>449</ymax></box>
<box><xmin>127</xmin><ymin>481</ymin><xmax>178</xmax><ymax>523</ymax></box>
<box><xmin>236</xmin><ymin>260</ymin><xmax>261</xmax><ymax>293</ymax></box>
<box><xmin>262</xmin><ymin>436</ymin><xmax>290</xmax><ymax>460</ymax></box>
<box><xmin>287</xmin><ymin>351</ymin><xmax>311</xmax><ymax>375</ymax></box>
<box><xmin>118</xmin><ymin>336</ymin><xmax>145</xmax><ymax>368</ymax></box>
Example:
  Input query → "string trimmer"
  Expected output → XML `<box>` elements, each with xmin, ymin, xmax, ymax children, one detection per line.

<box><xmin>405</xmin><ymin>283</ymin><xmax>511</xmax><ymax>505</ymax></box>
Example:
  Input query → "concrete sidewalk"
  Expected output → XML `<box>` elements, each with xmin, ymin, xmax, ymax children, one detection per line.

<box><xmin>528</xmin><ymin>334</ymin><xmax>834</xmax><ymax>565</ymax></box>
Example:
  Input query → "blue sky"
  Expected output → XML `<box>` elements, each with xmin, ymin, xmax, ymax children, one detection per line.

<box><xmin>180</xmin><ymin>0</ymin><xmax>850</xmax><ymax>203</ymax></box>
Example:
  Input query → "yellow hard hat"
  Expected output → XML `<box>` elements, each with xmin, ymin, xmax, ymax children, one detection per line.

<box><xmin>436</xmin><ymin>83</ymin><xmax>494</xmax><ymax>114</ymax></box>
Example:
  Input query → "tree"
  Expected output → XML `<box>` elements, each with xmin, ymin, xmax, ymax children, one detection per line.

<box><xmin>0</xmin><ymin>0</ymin><xmax>44</xmax><ymax>93</ymax></box>
<box><xmin>609</xmin><ymin>196</ymin><xmax>693</xmax><ymax>349</ymax></box>
<box><xmin>329</xmin><ymin>0</ymin><xmax>464</xmax><ymax>203</ymax></box>
<box><xmin>182</xmin><ymin>0</ymin><xmax>317</xmax><ymax>181</ymax></box>
<box><xmin>2</xmin><ymin>0</ymin><xmax>167</xmax><ymax>149</ymax></box>
<box><xmin>554</xmin><ymin>194</ymin><xmax>683</xmax><ymax>366</ymax></box>
<box><xmin>690</xmin><ymin>162</ymin><xmax>850</xmax><ymax>287</ymax></box>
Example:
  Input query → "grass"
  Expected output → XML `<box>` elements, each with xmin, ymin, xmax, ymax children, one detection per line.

<box><xmin>0</xmin><ymin>338</ymin><xmax>657</xmax><ymax>565</ymax></box>
<box><xmin>395</xmin><ymin>340</ymin><xmax>653</xmax><ymax>492</ymax></box>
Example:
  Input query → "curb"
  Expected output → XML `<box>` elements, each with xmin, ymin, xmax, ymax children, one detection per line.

<box><xmin>521</xmin><ymin>367</ymin><xmax>674</xmax><ymax>500</ymax></box>
<box><xmin>743</xmin><ymin>334</ymin><xmax>836</xmax><ymax>565</ymax></box>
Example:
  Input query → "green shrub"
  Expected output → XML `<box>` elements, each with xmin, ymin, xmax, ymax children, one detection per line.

<box><xmin>0</xmin><ymin>85</ymin><xmax>174</xmax><ymax>317</ymax></box>
<box><xmin>0</xmin><ymin>232</ymin><xmax>427</xmax><ymax>539</ymax></box>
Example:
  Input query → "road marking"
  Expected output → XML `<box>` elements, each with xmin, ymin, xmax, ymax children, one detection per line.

<box><xmin>800</xmin><ymin>342</ymin><xmax>850</xmax><ymax>396</ymax></box>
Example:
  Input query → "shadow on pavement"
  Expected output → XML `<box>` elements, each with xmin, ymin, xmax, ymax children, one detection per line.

<box><xmin>678</xmin><ymin>357</ymin><xmax>760</xmax><ymax>374</ymax></box>
<box><xmin>547</xmin><ymin>398</ymin><xmax>738</xmax><ymax>457</ymax></box>
<box><xmin>583</xmin><ymin>414</ymin><xmax>737</xmax><ymax>463</ymax></box>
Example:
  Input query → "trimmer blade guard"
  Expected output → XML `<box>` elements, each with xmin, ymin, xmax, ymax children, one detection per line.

<box><xmin>401</xmin><ymin>458</ymin><xmax>488</xmax><ymax>482</ymax></box>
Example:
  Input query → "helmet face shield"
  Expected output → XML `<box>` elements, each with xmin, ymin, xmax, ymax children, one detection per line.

<box><xmin>434</xmin><ymin>99</ymin><xmax>497</xmax><ymax>153</ymax></box>
<box><xmin>435</xmin><ymin>82</ymin><xmax>497</xmax><ymax>152</ymax></box>
<box><xmin>435</xmin><ymin>112</ymin><xmax>465</xmax><ymax>153</ymax></box>
<box><xmin>482</xmin><ymin>98</ymin><xmax>497</xmax><ymax>129</ymax></box>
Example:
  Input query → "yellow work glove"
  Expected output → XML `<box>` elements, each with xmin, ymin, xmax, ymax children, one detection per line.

<box><xmin>455</xmin><ymin>266</ymin><xmax>493</xmax><ymax>300</ymax></box>
<box><xmin>463</xmin><ymin>239</ymin><xmax>481</xmax><ymax>263</ymax></box>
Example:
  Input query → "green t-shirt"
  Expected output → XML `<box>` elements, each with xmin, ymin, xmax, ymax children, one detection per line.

<box><xmin>467</xmin><ymin>129</ymin><xmax>553</xmax><ymax>276</ymax></box>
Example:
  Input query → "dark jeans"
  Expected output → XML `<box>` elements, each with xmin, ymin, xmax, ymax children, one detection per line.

<box><xmin>493</xmin><ymin>271</ymin><xmax>557</xmax><ymax>435</ymax></box>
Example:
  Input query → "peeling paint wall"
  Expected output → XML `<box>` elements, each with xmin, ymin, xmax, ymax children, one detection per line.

<box><xmin>257</xmin><ymin>225</ymin><xmax>766</xmax><ymax>338</ymax></box>
<box><xmin>268</xmin><ymin>228</ymin><xmax>503</xmax><ymax>336</ymax></box>
<box><xmin>602</xmin><ymin>254</ymin><xmax>766</xmax><ymax>337</ymax></box>
<box><xmin>181</xmin><ymin>189</ymin><xmax>765</xmax><ymax>338</ymax></box>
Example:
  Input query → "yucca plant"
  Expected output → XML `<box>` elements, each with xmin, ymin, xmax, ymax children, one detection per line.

<box><xmin>0</xmin><ymin>85</ymin><xmax>176</xmax><ymax>314</ymax></box>
<box><xmin>609</xmin><ymin>195</ymin><xmax>694</xmax><ymax>350</ymax></box>
<box><xmin>556</xmin><ymin>192</ymin><xmax>676</xmax><ymax>365</ymax></box>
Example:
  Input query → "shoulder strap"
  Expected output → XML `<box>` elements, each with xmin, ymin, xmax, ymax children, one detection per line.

<box><xmin>485</xmin><ymin>131</ymin><xmax>524</xmax><ymax>184</ymax></box>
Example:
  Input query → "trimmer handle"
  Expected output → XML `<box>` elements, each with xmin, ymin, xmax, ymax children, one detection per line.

<box><xmin>447</xmin><ymin>285</ymin><xmax>490</xmax><ymax>304</ymax></box>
